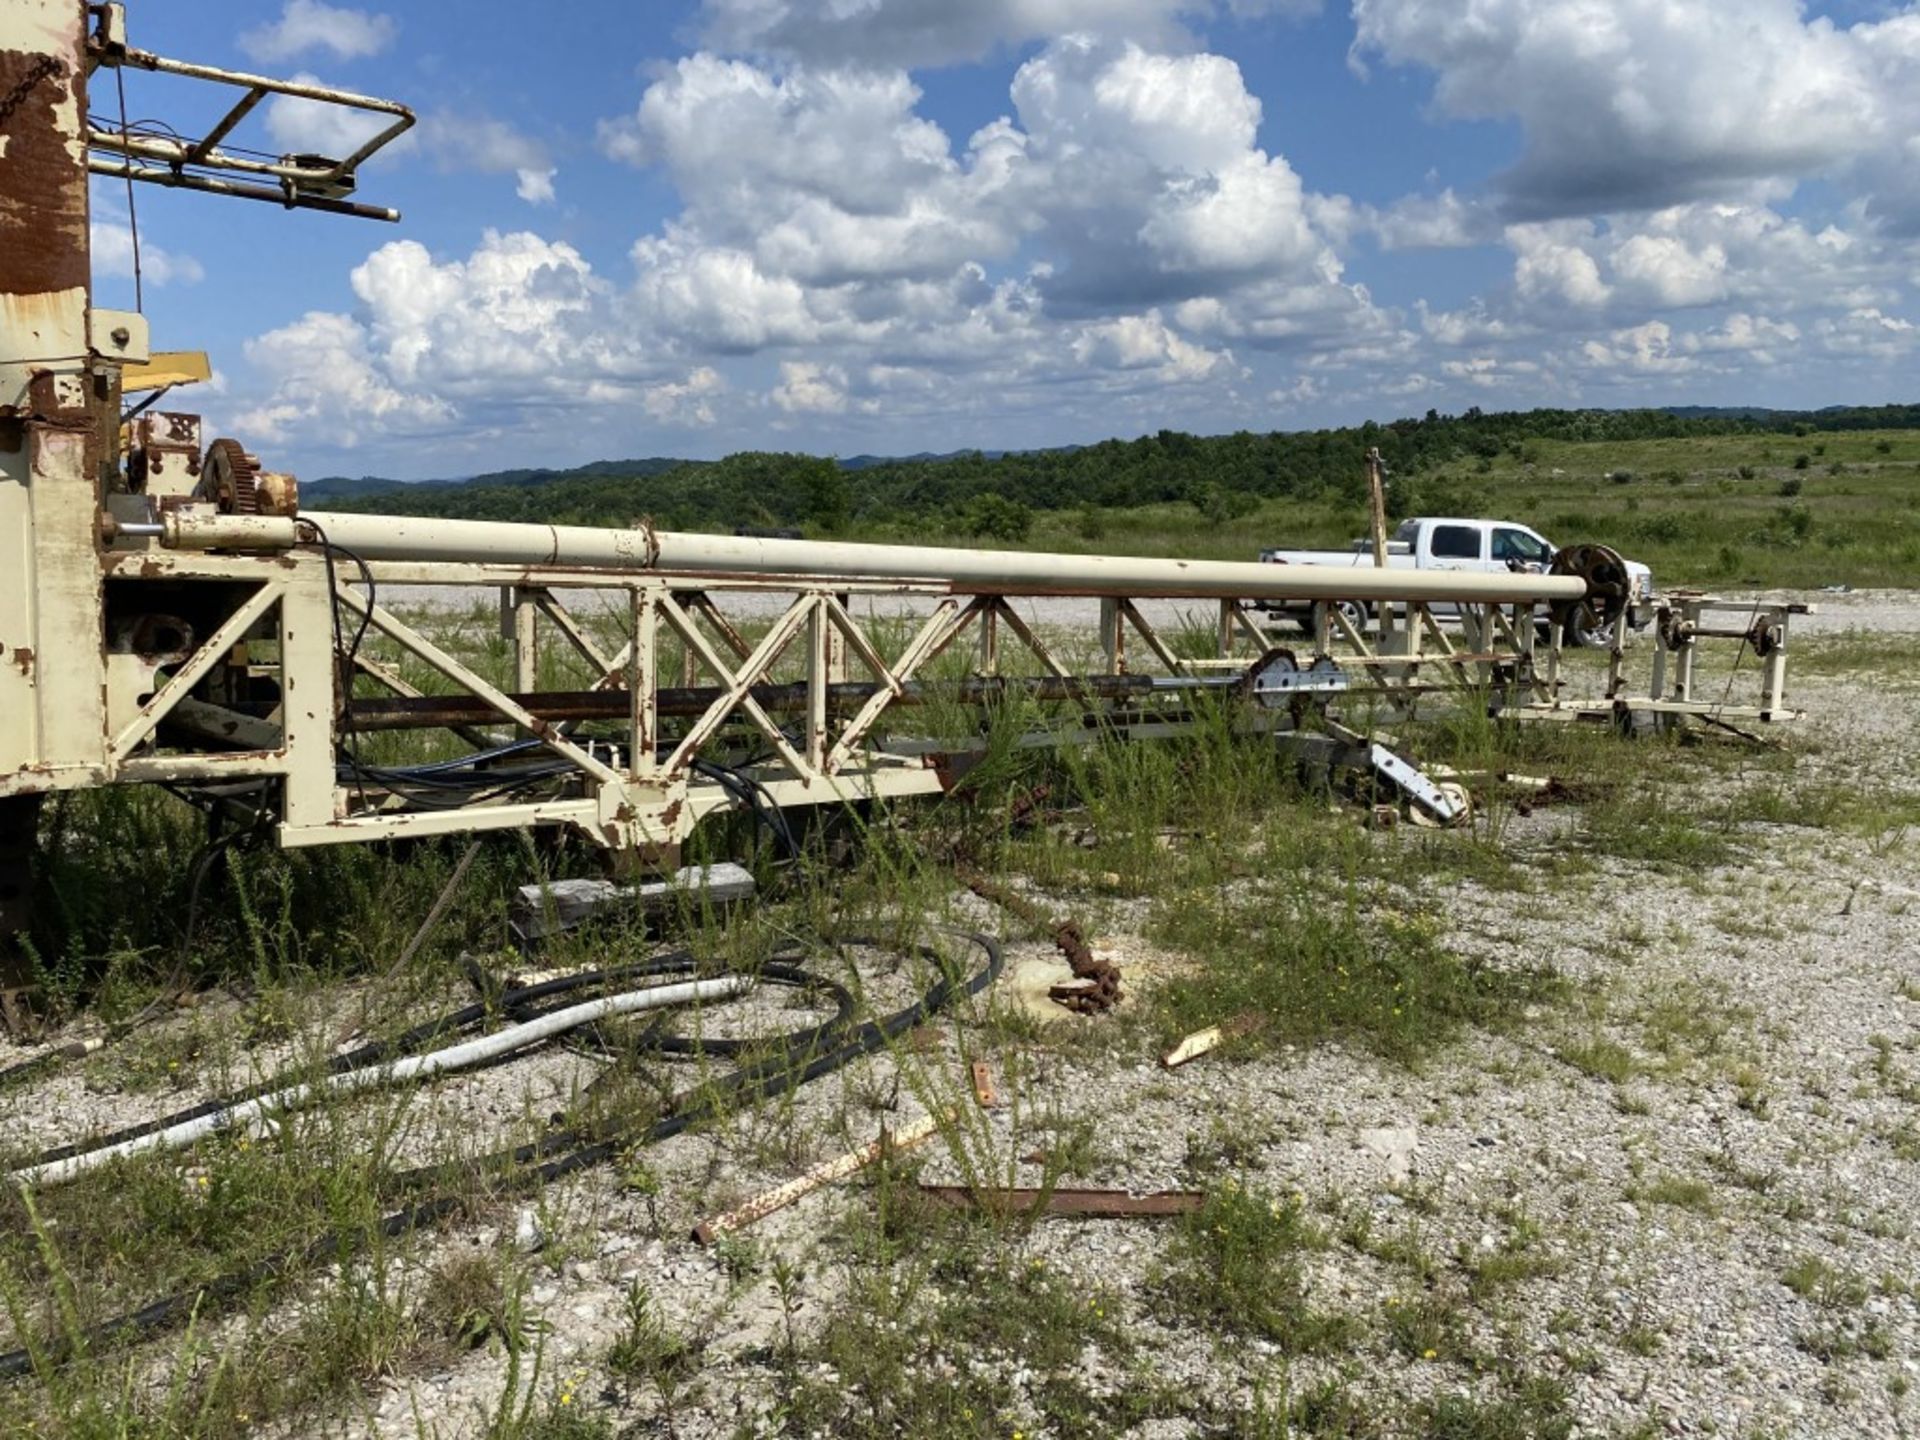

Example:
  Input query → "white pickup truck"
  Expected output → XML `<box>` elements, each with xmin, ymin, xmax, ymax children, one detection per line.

<box><xmin>1258</xmin><ymin>516</ymin><xmax>1655</xmax><ymax>647</ymax></box>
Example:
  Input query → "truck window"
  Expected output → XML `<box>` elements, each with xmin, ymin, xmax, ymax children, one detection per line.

<box><xmin>1429</xmin><ymin>524</ymin><xmax>1482</xmax><ymax>560</ymax></box>
<box><xmin>1393</xmin><ymin>519</ymin><xmax>1419</xmax><ymax>545</ymax></box>
<box><xmin>1492</xmin><ymin>527</ymin><xmax>1550</xmax><ymax>564</ymax></box>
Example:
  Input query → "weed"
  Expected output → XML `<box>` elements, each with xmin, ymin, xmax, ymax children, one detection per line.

<box><xmin>1383</xmin><ymin>1289</ymin><xmax>1469</xmax><ymax>1361</ymax></box>
<box><xmin>1412</xmin><ymin>1374</ymin><xmax>1573</xmax><ymax>1440</ymax></box>
<box><xmin>1629</xmin><ymin>1175</ymin><xmax>1717</xmax><ymax>1214</ymax></box>
<box><xmin>1558</xmin><ymin>1034</ymin><xmax>1640</xmax><ymax>1084</ymax></box>
<box><xmin>1156</xmin><ymin>1182</ymin><xmax>1355</xmax><ymax>1352</ymax></box>
<box><xmin>1148</xmin><ymin>849</ymin><xmax>1559</xmax><ymax>1064</ymax></box>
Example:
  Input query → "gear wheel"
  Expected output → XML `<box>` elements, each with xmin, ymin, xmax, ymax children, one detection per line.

<box><xmin>1548</xmin><ymin>542</ymin><xmax>1631</xmax><ymax>646</ymax></box>
<box><xmin>198</xmin><ymin>438</ymin><xmax>262</xmax><ymax>515</ymax></box>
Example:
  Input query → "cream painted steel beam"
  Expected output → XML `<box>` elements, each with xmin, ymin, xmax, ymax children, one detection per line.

<box><xmin>169</xmin><ymin>512</ymin><xmax>1589</xmax><ymax>606</ymax></box>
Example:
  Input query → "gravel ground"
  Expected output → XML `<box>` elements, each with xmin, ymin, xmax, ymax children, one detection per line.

<box><xmin>4</xmin><ymin>589</ymin><xmax>1918</xmax><ymax>1437</ymax></box>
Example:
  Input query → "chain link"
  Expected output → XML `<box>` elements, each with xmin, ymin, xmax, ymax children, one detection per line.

<box><xmin>0</xmin><ymin>54</ymin><xmax>66</xmax><ymax>131</ymax></box>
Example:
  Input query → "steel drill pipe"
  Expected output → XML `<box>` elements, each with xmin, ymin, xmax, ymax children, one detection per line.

<box><xmin>344</xmin><ymin>673</ymin><xmax>1174</xmax><ymax>732</ymax></box>
<box><xmin>161</xmin><ymin>512</ymin><xmax>1589</xmax><ymax>605</ymax></box>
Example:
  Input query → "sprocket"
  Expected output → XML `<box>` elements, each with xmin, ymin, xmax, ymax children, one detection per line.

<box><xmin>198</xmin><ymin>438</ymin><xmax>262</xmax><ymax>515</ymax></box>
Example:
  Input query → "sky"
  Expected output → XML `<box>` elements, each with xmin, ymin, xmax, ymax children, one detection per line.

<box><xmin>86</xmin><ymin>0</ymin><xmax>1920</xmax><ymax>480</ymax></box>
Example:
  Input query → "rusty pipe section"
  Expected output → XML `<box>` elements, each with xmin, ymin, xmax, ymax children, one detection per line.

<box><xmin>344</xmin><ymin>672</ymin><xmax>1174</xmax><ymax>732</ymax></box>
<box><xmin>164</xmin><ymin>510</ymin><xmax>1590</xmax><ymax>605</ymax></box>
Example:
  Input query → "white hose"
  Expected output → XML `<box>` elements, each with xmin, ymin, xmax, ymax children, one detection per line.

<box><xmin>11</xmin><ymin>975</ymin><xmax>754</xmax><ymax>1189</ymax></box>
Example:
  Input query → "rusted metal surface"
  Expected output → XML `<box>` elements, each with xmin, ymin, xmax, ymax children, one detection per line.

<box><xmin>1548</xmin><ymin>543</ymin><xmax>1631</xmax><ymax>636</ymax></box>
<box><xmin>0</xmin><ymin>22</ymin><xmax>87</xmax><ymax>298</ymax></box>
<box><xmin>969</xmin><ymin>1060</ymin><xmax>1002</xmax><ymax>1109</ymax></box>
<box><xmin>344</xmin><ymin>673</ymin><xmax>1163</xmax><ymax>731</ymax></box>
<box><xmin>198</xmin><ymin>438</ymin><xmax>262</xmax><ymax>514</ymax></box>
<box><xmin>692</xmin><ymin>1110</ymin><xmax>946</xmax><ymax>1245</ymax></box>
<box><xmin>916</xmin><ymin>1185</ymin><xmax>1206</xmax><ymax>1217</ymax></box>
<box><xmin>964</xmin><ymin>870</ymin><xmax>1121</xmax><ymax>1014</ymax></box>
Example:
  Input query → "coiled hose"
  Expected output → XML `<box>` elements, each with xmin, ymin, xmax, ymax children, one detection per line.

<box><xmin>0</xmin><ymin>928</ymin><xmax>1001</xmax><ymax>1380</ymax></box>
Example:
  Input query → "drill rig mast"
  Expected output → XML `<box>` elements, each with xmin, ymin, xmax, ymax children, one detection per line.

<box><xmin>0</xmin><ymin>2</ymin><xmax>1798</xmax><ymax>1026</ymax></box>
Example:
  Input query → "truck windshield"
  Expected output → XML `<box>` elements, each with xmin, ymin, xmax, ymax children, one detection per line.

<box><xmin>1492</xmin><ymin>528</ymin><xmax>1551</xmax><ymax>564</ymax></box>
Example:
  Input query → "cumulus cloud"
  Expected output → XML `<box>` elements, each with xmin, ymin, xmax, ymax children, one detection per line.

<box><xmin>264</xmin><ymin>93</ymin><xmax>556</xmax><ymax>204</ymax></box>
<box><xmin>1009</xmin><ymin>39</ymin><xmax>1331</xmax><ymax>301</ymax></box>
<box><xmin>233</xmin><ymin>7</ymin><xmax>1920</xmax><ymax>462</ymax></box>
<box><xmin>602</xmin><ymin>57</ymin><xmax>1024</xmax><ymax>286</ymax></box>
<box><xmin>1815</xmin><ymin>306</ymin><xmax>1919</xmax><ymax>358</ymax></box>
<box><xmin>587</xmin><ymin>31</ymin><xmax>1378</xmax><ymax>420</ymax></box>
<box><xmin>1416</xmin><ymin>300</ymin><xmax>1524</xmax><ymax>347</ymax></box>
<box><xmin>90</xmin><ymin>220</ymin><xmax>203</xmax><ymax>286</ymax></box>
<box><xmin>228</xmin><ymin>232</ymin><xmax>726</xmax><ymax>453</ymax></box>
<box><xmin>264</xmin><ymin>74</ymin><xmax>393</xmax><ymax>159</ymax></box>
<box><xmin>1577</xmin><ymin>321</ymin><xmax>1699</xmax><ymax>376</ymax></box>
<box><xmin>229</xmin><ymin>310</ymin><xmax>453</xmax><ymax>448</ymax></box>
<box><xmin>1680</xmin><ymin>314</ymin><xmax>1800</xmax><ymax>365</ymax></box>
<box><xmin>240</xmin><ymin>0</ymin><xmax>395</xmax><ymax>64</ymax></box>
<box><xmin>642</xmin><ymin>367</ymin><xmax>726</xmax><ymax>425</ymax></box>
<box><xmin>1352</xmin><ymin>0</ymin><xmax>1877</xmax><ymax>216</ymax></box>
<box><xmin>1372</xmin><ymin>189</ymin><xmax>1494</xmax><ymax>250</ymax></box>
<box><xmin>412</xmin><ymin>114</ymin><xmax>558</xmax><ymax>205</ymax></box>
<box><xmin>515</xmin><ymin>169</ymin><xmax>557</xmax><ymax>205</ymax></box>
<box><xmin>1440</xmin><ymin>355</ymin><xmax>1540</xmax><ymax>388</ymax></box>
<box><xmin>771</xmin><ymin>361</ymin><xmax>856</xmax><ymax>414</ymax></box>
<box><xmin>1071</xmin><ymin>311</ymin><xmax>1234</xmax><ymax>383</ymax></box>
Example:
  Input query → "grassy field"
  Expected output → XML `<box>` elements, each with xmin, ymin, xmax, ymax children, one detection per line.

<box><xmin>837</xmin><ymin>427</ymin><xmax>1920</xmax><ymax>592</ymax></box>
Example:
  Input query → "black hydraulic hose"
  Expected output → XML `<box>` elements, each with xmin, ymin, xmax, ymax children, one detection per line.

<box><xmin>0</xmin><ymin>929</ymin><xmax>1000</xmax><ymax>1381</ymax></box>
<box><xmin>23</xmin><ymin>952</ymin><xmax>712</xmax><ymax>1168</ymax></box>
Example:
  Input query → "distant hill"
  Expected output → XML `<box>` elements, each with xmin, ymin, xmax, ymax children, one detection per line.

<box><xmin>1662</xmin><ymin>406</ymin><xmax>1789</xmax><ymax>422</ymax></box>
<box><xmin>838</xmin><ymin>445</ymin><xmax>1082</xmax><ymax>470</ymax></box>
<box><xmin>304</xmin><ymin>456</ymin><xmax>690</xmax><ymax>505</ymax></box>
<box><xmin>297</xmin><ymin>402</ymin><xmax>1920</xmax><ymax>537</ymax></box>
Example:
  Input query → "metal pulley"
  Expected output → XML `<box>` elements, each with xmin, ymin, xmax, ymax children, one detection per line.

<box><xmin>1548</xmin><ymin>543</ymin><xmax>1631</xmax><ymax>643</ymax></box>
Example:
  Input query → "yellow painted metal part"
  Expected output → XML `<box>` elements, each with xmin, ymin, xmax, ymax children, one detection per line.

<box><xmin>121</xmin><ymin>350</ymin><xmax>211</xmax><ymax>393</ymax></box>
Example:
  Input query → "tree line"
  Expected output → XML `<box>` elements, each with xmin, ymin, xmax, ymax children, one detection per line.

<box><xmin>311</xmin><ymin>403</ymin><xmax>1920</xmax><ymax>539</ymax></box>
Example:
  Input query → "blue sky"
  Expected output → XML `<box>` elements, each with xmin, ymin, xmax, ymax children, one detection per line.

<box><xmin>91</xmin><ymin>1</ymin><xmax>1920</xmax><ymax>479</ymax></box>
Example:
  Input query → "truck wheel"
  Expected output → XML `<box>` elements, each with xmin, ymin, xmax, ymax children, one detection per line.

<box><xmin>1563</xmin><ymin>612</ymin><xmax>1619</xmax><ymax>649</ymax></box>
<box><xmin>1314</xmin><ymin>600</ymin><xmax>1371</xmax><ymax>639</ymax></box>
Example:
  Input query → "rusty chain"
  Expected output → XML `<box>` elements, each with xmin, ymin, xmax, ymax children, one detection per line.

<box><xmin>962</xmin><ymin>868</ymin><xmax>1121</xmax><ymax>1015</ymax></box>
<box><xmin>0</xmin><ymin>55</ymin><xmax>65</xmax><ymax>130</ymax></box>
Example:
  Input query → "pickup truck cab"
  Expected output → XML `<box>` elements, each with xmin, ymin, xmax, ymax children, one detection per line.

<box><xmin>1259</xmin><ymin>517</ymin><xmax>1655</xmax><ymax>647</ymax></box>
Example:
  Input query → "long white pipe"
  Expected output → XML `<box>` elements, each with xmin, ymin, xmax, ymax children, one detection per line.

<box><xmin>162</xmin><ymin>511</ymin><xmax>1587</xmax><ymax>605</ymax></box>
<box><xmin>11</xmin><ymin>975</ymin><xmax>752</xmax><ymax>1189</ymax></box>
